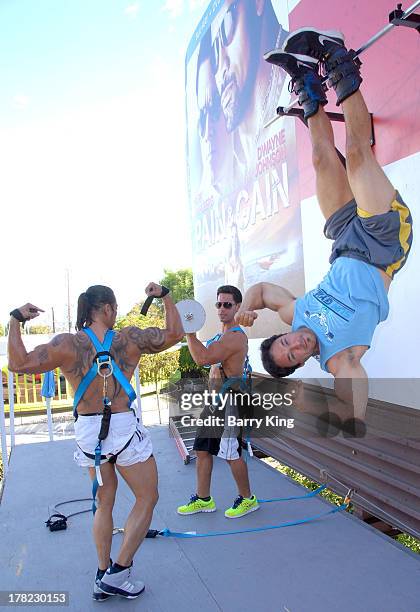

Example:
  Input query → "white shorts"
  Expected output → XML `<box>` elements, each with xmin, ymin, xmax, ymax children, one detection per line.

<box><xmin>73</xmin><ymin>401</ymin><xmax>153</xmax><ymax>468</ymax></box>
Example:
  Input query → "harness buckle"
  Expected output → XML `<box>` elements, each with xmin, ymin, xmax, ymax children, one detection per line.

<box><xmin>96</xmin><ymin>351</ymin><xmax>114</xmax><ymax>379</ymax></box>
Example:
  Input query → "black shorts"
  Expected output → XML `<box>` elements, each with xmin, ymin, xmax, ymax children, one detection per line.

<box><xmin>193</xmin><ymin>392</ymin><xmax>252</xmax><ymax>460</ymax></box>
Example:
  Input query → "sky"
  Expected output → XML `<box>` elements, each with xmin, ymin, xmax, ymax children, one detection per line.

<box><xmin>0</xmin><ymin>0</ymin><xmax>208</xmax><ymax>330</ymax></box>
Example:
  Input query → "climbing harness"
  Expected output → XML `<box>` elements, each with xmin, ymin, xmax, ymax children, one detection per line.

<box><xmin>73</xmin><ymin>328</ymin><xmax>136</xmax><ymax>513</ymax></box>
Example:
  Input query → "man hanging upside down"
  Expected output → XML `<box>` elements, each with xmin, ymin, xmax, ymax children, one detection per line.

<box><xmin>235</xmin><ymin>28</ymin><xmax>413</xmax><ymax>421</ymax></box>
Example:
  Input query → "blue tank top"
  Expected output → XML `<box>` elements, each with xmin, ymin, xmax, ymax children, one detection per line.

<box><xmin>292</xmin><ymin>257</ymin><xmax>389</xmax><ymax>372</ymax></box>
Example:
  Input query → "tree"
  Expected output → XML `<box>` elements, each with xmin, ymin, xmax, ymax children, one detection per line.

<box><xmin>140</xmin><ymin>348</ymin><xmax>180</xmax><ymax>419</ymax></box>
<box><xmin>28</xmin><ymin>324</ymin><xmax>53</xmax><ymax>334</ymax></box>
<box><xmin>0</xmin><ymin>324</ymin><xmax>5</xmax><ymax>336</ymax></box>
<box><xmin>179</xmin><ymin>345</ymin><xmax>207</xmax><ymax>379</ymax></box>
<box><xmin>115</xmin><ymin>303</ymin><xmax>180</xmax><ymax>388</ymax></box>
<box><xmin>159</xmin><ymin>268</ymin><xmax>194</xmax><ymax>305</ymax></box>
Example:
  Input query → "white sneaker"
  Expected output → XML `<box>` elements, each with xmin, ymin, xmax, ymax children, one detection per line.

<box><xmin>99</xmin><ymin>565</ymin><xmax>145</xmax><ymax>599</ymax></box>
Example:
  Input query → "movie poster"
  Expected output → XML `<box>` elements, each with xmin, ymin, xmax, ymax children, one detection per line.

<box><xmin>185</xmin><ymin>0</ymin><xmax>305</xmax><ymax>338</ymax></box>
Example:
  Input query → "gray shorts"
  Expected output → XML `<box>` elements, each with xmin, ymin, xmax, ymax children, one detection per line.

<box><xmin>324</xmin><ymin>191</ymin><xmax>413</xmax><ymax>279</ymax></box>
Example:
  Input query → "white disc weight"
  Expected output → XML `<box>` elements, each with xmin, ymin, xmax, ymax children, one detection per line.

<box><xmin>176</xmin><ymin>299</ymin><xmax>206</xmax><ymax>333</ymax></box>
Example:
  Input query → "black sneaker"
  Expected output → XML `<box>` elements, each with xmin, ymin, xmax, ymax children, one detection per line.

<box><xmin>281</xmin><ymin>27</ymin><xmax>345</xmax><ymax>61</ymax></box>
<box><xmin>324</xmin><ymin>47</ymin><xmax>363</xmax><ymax>105</ymax></box>
<box><xmin>263</xmin><ymin>51</ymin><xmax>327</xmax><ymax>119</ymax></box>
<box><xmin>264</xmin><ymin>49</ymin><xmax>318</xmax><ymax>73</ymax></box>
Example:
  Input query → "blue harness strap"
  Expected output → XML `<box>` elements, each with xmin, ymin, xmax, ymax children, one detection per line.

<box><xmin>73</xmin><ymin>329</ymin><xmax>136</xmax><ymax>417</ymax></box>
<box><xmin>160</xmin><ymin>503</ymin><xmax>347</xmax><ymax>538</ymax></box>
<box><xmin>73</xmin><ymin>328</ymin><xmax>137</xmax><ymax>513</ymax></box>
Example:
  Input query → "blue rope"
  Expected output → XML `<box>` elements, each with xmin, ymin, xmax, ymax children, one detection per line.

<box><xmin>257</xmin><ymin>484</ymin><xmax>326</xmax><ymax>503</ymax></box>
<box><xmin>161</xmin><ymin>503</ymin><xmax>347</xmax><ymax>538</ymax></box>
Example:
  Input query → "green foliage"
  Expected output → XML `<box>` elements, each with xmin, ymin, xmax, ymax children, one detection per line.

<box><xmin>116</xmin><ymin>303</ymin><xmax>180</xmax><ymax>385</ymax></box>
<box><xmin>263</xmin><ymin>458</ymin><xmax>345</xmax><ymax>507</ymax></box>
<box><xmin>115</xmin><ymin>303</ymin><xmax>162</xmax><ymax>331</ymax></box>
<box><xmin>159</xmin><ymin>268</ymin><xmax>194</xmax><ymax>305</ymax></box>
<box><xmin>179</xmin><ymin>344</ymin><xmax>207</xmax><ymax>378</ymax></box>
<box><xmin>396</xmin><ymin>533</ymin><xmax>420</xmax><ymax>554</ymax></box>
<box><xmin>113</xmin><ymin>268</ymin><xmax>195</xmax><ymax>385</ymax></box>
<box><xmin>140</xmin><ymin>349</ymin><xmax>180</xmax><ymax>387</ymax></box>
<box><xmin>0</xmin><ymin>323</ymin><xmax>5</xmax><ymax>336</ymax></box>
<box><xmin>28</xmin><ymin>324</ymin><xmax>53</xmax><ymax>334</ymax></box>
<box><xmin>263</xmin><ymin>457</ymin><xmax>420</xmax><ymax>554</ymax></box>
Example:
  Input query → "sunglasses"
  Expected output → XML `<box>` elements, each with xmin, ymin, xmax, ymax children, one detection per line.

<box><xmin>211</xmin><ymin>0</ymin><xmax>240</xmax><ymax>72</ymax></box>
<box><xmin>215</xmin><ymin>301</ymin><xmax>234</xmax><ymax>309</ymax></box>
<box><xmin>198</xmin><ymin>96</ymin><xmax>221</xmax><ymax>138</ymax></box>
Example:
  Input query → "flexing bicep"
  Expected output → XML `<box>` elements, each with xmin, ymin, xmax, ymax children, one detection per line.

<box><xmin>10</xmin><ymin>339</ymin><xmax>67</xmax><ymax>374</ymax></box>
<box><xmin>203</xmin><ymin>333</ymin><xmax>243</xmax><ymax>366</ymax></box>
<box><xmin>278</xmin><ymin>300</ymin><xmax>296</xmax><ymax>325</ymax></box>
<box><xmin>127</xmin><ymin>326</ymin><xmax>169</xmax><ymax>355</ymax></box>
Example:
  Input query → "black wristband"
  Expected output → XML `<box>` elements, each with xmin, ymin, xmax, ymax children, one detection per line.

<box><xmin>10</xmin><ymin>308</ymin><xmax>27</xmax><ymax>323</ymax></box>
<box><xmin>140</xmin><ymin>286</ymin><xmax>170</xmax><ymax>316</ymax></box>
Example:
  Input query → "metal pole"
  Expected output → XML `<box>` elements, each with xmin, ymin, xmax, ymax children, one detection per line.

<box><xmin>7</xmin><ymin>371</ymin><xmax>15</xmax><ymax>448</ymax></box>
<box><xmin>356</xmin><ymin>0</ymin><xmax>420</xmax><ymax>56</ymax></box>
<box><xmin>0</xmin><ymin>374</ymin><xmax>9</xmax><ymax>478</ymax></box>
<box><xmin>46</xmin><ymin>396</ymin><xmax>54</xmax><ymax>442</ymax></box>
<box><xmin>66</xmin><ymin>269</ymin><xmax>72</xmax><ymax>333</ymax></box>
<box><xmin>275</xmin><ymin>0</ymin><xmax>420</xmax><ymax>116</ymax></box>
<box><xmin>134</xmin><ymin>366</ymin><xmax>142</xmax><ymax>412</ymax></box>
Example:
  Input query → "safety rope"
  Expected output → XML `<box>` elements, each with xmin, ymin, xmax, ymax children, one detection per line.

<box><xmin>160</xmin><ymin>503</ymin><xmax>348</xmax><ymax>539</ymax></box>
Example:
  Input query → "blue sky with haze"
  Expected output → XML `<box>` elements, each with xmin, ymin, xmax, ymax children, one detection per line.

<box><xmin>0</xmin><ymin>0</ymin><xmax>207</xmax><ymax>328</ymax></box>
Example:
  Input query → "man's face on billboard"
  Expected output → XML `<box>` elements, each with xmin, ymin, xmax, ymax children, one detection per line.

<box><xmin>211</xmin><ymin>0</ymin><xmax>261</xmax><ymax>132</ymax></box>
<box><xmin>197</xmin><ymin>57</ymin><xmax>225</xmax><ymax>183</ymax></box>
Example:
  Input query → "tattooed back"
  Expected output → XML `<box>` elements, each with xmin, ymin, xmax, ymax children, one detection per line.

<box><xmin>52</xmin><ymin>326</ymin><xmax>166</xmax><ymax>415</ymax></box>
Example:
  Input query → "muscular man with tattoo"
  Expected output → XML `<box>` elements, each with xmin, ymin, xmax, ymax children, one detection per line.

<box><xmin>7</xmin><ymin>283</ymin><xmax>183</xmax><ymax>601</ymax></box>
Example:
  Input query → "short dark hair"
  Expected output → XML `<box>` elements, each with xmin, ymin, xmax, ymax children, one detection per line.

<box><xmin>76</xmin><ymin>285</ymin><xmax>116</xmax><ymax>330</ymax></box>
<box><xmin>217</xmin><ymin>285</ymin><xmax>242</xmax><ymax>304</ymax></box>
<box><xmin>260</xmin><ymin>334</ymin><xmax>302</xmax><ymax>378</ymax></box>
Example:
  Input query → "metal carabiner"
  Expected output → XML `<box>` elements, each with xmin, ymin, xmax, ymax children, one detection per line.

<box><xmin>96</xmin><ymin>354</ymin><xmax>114</xmax><ymax>379</ymax></box>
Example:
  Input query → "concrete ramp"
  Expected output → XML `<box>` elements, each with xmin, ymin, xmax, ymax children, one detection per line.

<box><xmin>1</xmin><ymin>426</ymin><xmax>419</xmax><ymax>611</ymax></box>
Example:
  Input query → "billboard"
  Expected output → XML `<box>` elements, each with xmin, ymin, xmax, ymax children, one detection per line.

<box><xmin>185</xmin><ymin>0</ymin><xmax>305</xmax><ymax>339</ymax></box>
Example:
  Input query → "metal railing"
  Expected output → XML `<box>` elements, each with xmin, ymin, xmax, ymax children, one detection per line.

<box><xmin>251</xmin><ymin>380</ymin><xmax>420</xmax><ymax>540</ymax></box>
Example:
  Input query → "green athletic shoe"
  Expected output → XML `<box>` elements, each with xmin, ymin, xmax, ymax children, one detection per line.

<box><xmin>225</xmin><ymin>495</ymin><xmax>259</xmax><ymax>519</ymax></box>
<box><xmin>177</xmin><ymin>494</ymin><xmax>216</xmax><ymax>515</ymax></box>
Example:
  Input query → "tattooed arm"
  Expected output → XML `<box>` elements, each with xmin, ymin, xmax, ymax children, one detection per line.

<box><xmin>8</xmin><ymin>318</ymin><xmax>71</xmax><ymax>374</ymax></box>
<box><xmin>126</xmin><ymin>289</ymin><xmax>184</xmax><ymax>356</ymax></box>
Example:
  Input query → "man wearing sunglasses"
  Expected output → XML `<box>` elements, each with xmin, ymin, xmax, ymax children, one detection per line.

<box><xmin>177</xmin><ymin>285</ymin><xmax>259</xmax><ymax>519</ymax></box>
<box><xmin>196</xmin><ymin>31</ymin><xmax>233</xmax><ymax>198</ymax></box>
<box><xmin>210</xmin><ymin>0</ymin><xmax>287</xmax><ymax>181</ymax></box>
